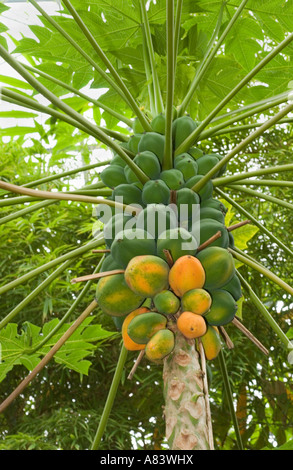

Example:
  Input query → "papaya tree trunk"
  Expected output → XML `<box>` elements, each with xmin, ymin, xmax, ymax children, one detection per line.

<box><xmin>163</xmin><ymin>331</ymin><xmax>213</xmax><ymax>450</ymax></box>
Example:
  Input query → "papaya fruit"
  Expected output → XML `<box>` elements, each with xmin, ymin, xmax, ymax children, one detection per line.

<box><xmin>172</xmin><ymin>116</ymin><xmax>197</xmax><ymax>149</ymax></box>
<box><xmin>100</xmin><ymin>165</ymin><xmax>127</xmax><ymax>188</ymax></box>
<box><xmin>125</xmin><ymin>151</ymin><xmax>161</xmax><ymax>183</ymax></box>
<box><xmin>96</xmin><ymin>273</ymin><xmax>145</xmax><ymax>317</ymax></box>
<box><xmin>198</xmin><ymin>218</ymin><xmax>229</xmax><ymax>248</ymax></box>
<box><xmin>103</xmin><ymin>212</ymin><xmax>135</xmax><ymax>248</ymax></box>
<box><xmin>111</xmin><ymin>183</ymin><xmax>143</xmax><ymax>207</ymax></box>
<box><xmin>213</xmin><ymin>153</ymin><xmax>227</xmax><ymax>176</ymax></box>
<box><xmin>181</xmin><ymin>288</ymin><xmax>212</xmax><ymax>316</ymax></box>
<box><xmin>124</xmin><ymin>254</ymin><xmax>170</xmax><ymax>298</ymax></box>
<box><xmin>142</xmin><ymin>179</ymin><xmax>170</xmax><ymax>206</ymax></box>
<box><xmin>169</xmin><ymin>255</ymin><xmax>206</xmax><ymax>297</ymax></box>
<box><xmin>111</xmin><ymin>228</ymin><xmax>157</xmax><ymax>268</ymax></box>
<box><xmin>138</xmin><ymin>132</ymin><xmax>165</xmax><ymax>164</ymax></box>
<box><xmin>100</xmin><ymin>253</ymin><xmax>123</xmax><ymax>272</ymax></box>
<box><xmin>201</xmin><ymin>326</ymin><xmax>222</xmax><ymax>360</ymax></box>
<box><xmin>160</xmin><ymin>169</ymin><xmax>185</xmax><ymax>190</ymax></box>
<box><xmin>176</xmin><ymin>187</ymin><xmax>200</xmax><ymax>221</ymax></box>
<box><xmin>110</xmin><ymin>155</ymin><xmax>127</xmax><ymax>167</ymax></box>
<box><xmin>136</xmin><ymin>203</ymin><xmax>178</xmax><ymax>239</ymax></box>
<box><xmin>188</xmin><ymin>147</ymin><xmax>204</xmax><ymax>160</ymax></box>
<box><xmin>200</xmin><ymin>198</ymin><xmax>228</xmax><ymax>215</ymax></box>
<box><xmin>132</xmin><ymin>117</ymin><xmax>145</xmax><ymax>134</ymax></box>
<box><xmin>128</xmin><ymin>133</ymin><xmax>143</xmax><ymax>154</ymax></box>
<box><xmin>221</xmin><ymin>273</ymin><xmax>242</xmax><ymax>301</ymax></box>
<box><xmin>177</xmin><ymin>311</ymin><xmax>207</xmax><ymax>339</ymax></box>
<box><xmin>145</xmin><ymin>328</ymin><xmax>175</xmax><ymax>363</ymax></box>
<box><xmin>127</xmin><ymin>311</ymin><xmax>167</xmax><ymax>344</ymax></box>
<box><xmin>151</xmin><ymin>113</ymin><xmax>166</xmax><ymax>134</ymax></box>
<box><xmin>174</xmin><ymin>154</ymin><xmax>198</xmax><ymax>181</ymax></box>
<box><xmin>153</xmin><ymin>290</ymin><xmax>180</xmax><ymax>315</ymax></box>
<box><xmin>157</xmin><ymin>227</ymin><xmax>198</xmax><ymax>262</ymax></box>
<box><xmin>112</xmin><ymin>315</ymin><xmax>126</xmax><ymax>332</ymax></box>
<box><xmin>200</xmin><ymin>207</ymin><xmax>225</xmax><ymax>224</ymax></box>
<box><xmin>122</xmin><ymin>307</ymin><xmax>150</xmax><ymax>351</ymax></box>
<box><xmin>204</xmin><ymin>289</ymin><xmax>238</xmax><ymax>326</ymax></box>
<box><xmin>196</xmin><ymin>246</ymin><xmax>235</xmax><ymax>290</ymax></box>
<box><xmin>185</xmin><ymin>175</ymin><xmax>213</xmax><ymax>201</ymax></box>
<box><xmin>196</xmin><ymin>155</ymin><xmax>220</xmax><ymax>176</ymax></box>
<box><xmin>228</xmin><ymin>231</ymin><xmax>235</xmax><ymax>249</ymax></box>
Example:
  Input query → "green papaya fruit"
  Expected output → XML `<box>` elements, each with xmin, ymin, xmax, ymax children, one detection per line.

<box><xmin>111</xmin><ymin>228</ymin><xmax>157</xmax><ymax>268</ymax></box>
<box><xmin>157</xmin><ymin>227</ymin><xmax>198</xmax><ymax>262</ymax></box>
<box><xmin>221</xmin><ymin>274</ymin><xmax>242</xmax><ymax>301</ymax></box>
<box><xmin>100</xmin><ymin>165</ymin><xmax>128</xmax><ymax>188</ymax></box>
<box><xmin>196</xmin><ymin>155</ymin><xmax>220</xmax><ymax>176</ymax></box>
<box><xmin>151</xmin><ymin>113</ymin><xmax>166</xmax><ymax>134</ymax></box>
<box><xmin>200</xmin><ymin>198</ymin><xmax>228</xmax><ymax>214</ymax></box>
<box><xmin>112</xmin><ymin>183</ymin><xmax>143</xmax><ymax>207</ymax></box>
<box><xmin>188</xmin><ymin>147</ymin><xmax>204</xmax><ymax>160</ymax></box>
<box><xmin>160</xmin><ymin>169</ymin><xmax>185</xmax><ymax>190</ymax></box>
<box><xmin>136</xmin><ymin>203</ymin><xmax>178</xmax><ymax>239</ymax></box>
<box><xmin>142</xmin><ymin>179</ymin><xmax>171</xmax><ymax>205</ymax></box>
<box><xmin>124</xmin><ymin>164</ymin><xmax>139</xmax><ymax>184</ymax></box>
<box><xmin>134</xmin><ymin>151</ymin><xmax>161</xmax><ymax>180</ymax></box>
<box><xmin>153</xmin><ymin>290</ymin><xmax>180</xmax><ymax>315</ymax></box>
<box><xmin>132</xmin><ymin>117</ymin><xmax>145</xmax><ymax>134</ymax></box>
<box><xmin>176</xmin><ymin>187</ymin><xmax>200</xmax><ymax>221</ymax></box>
<box><xmin>185</xmin><ymin>174</ymin><xmax>213</xmax><ymax>201</ymax></box>
<box><xmin>204</xmin><ymin>289</ymin><xmax>238</xmax><ymax>326</ymax></box>
<box><xmin>127</xmin><ymin>312</ymin><xmax>167</xmax><ymax>344</ymax></box>
<box><xmin>196</xmin><ymin>246</ymin><xmax>235</xmax><ymax>290</ymax></box>
<box><xmin>172</xmin><ymin>116</ymin><xmax>197</xmax><ymax>149</ymax></box>
<box><xmin>198</xmin><ymin>218</ymin><xmax>229</xmax><ymax>248</ymax></box>
<box><xmin>103</xmin><ymin>213</ymin><xmax>135</xmax><ymax>248</ymax></box>
<box><xmin>110</xmin><ymin>155</ymin><xmax>127</xmax><ymax>167</ymax></box>
<box><xmin>100</xmin><ymin>253</ymin><xmax>124</xmax><ymax>272</ymax></box>
<box><xmin>200</xmin><ymin>207</ymin><xmax>225</xmax><ymax>224</ymax></box>
<box><xmin>228</xmin><ymin>231</ymin><xmax>235</xmax><ymax>249</ymax></box>
<box><xmin>138</xmin><ymin>132</ymin><xmax>165</xmax><ymax>164</ymax></box>
<box><xmin>128</xmin><ymin>133</ymin><xmax>143</xmax><ymax>154</ymax></box>
<box><xmin>174</xmin><ymin>153</ymin><xmax>198</xmax><ymax>181</ymax></box>
<box><xmin>213</xmin><ymin>153</ymin><xmax>227</xmax><ymax>176</ymax></box>
<box><xmin>96</xmin><ymin>273</ymin><xmax>145</xmax><ymax>317</ymax></box>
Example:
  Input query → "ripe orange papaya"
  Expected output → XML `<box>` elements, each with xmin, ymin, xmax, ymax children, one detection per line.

<box><xmin>177</xmin><ymin>311</ymin><xmax>207</xmax><ymax>339</ymax></box>
<box><xmin>145</xmin><ymin>329</ymin><xmax>175</xmax><ymax>362</ymax></box>
<box><xmin>168</xmin><ymin>255</ymin><xmax>206</xmax><ymax>297</ymax></box>
<box><xmin>124</xmin><ymin>255</ymin><xmax>170</xmax><ymax>298</ymax></box>
<box><xmin>122</xmin><ymin>307</ymin><xmax>150</xmax><ymax>351</ymax></box>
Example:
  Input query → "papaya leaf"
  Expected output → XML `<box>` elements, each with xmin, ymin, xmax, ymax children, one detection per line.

<box><xmin>0</xmin><ymin>317</ymin><xmax>116</xmax><ymax>383</ymax></box>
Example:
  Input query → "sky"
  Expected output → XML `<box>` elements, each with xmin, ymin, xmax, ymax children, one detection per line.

<box><xmin>0</xmin><ymin>1</ymin><xmax>111</xmax><ymax>183</ymax></box>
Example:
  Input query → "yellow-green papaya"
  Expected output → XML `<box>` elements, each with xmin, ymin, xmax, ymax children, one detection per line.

<box><xmin>127</xmin><ymin>311</ymin><xmax>167</xmax><ymax>344</ymax></box>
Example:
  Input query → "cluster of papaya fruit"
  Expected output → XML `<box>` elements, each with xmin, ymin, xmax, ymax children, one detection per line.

<box><xmin>95</xmin><ymin>114</ymin><xmax>243</xmax><ymax>363</ymax></box>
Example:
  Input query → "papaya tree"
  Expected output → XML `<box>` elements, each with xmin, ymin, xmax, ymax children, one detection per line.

<box><xmin>0</xmin><ymin>0</ymin><xmax>292</xmax><ymax>451</ymax></box>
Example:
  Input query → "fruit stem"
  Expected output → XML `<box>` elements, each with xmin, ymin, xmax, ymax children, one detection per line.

<box><xmin>227</xmin><ymin>220</ymin><xmax>251</xmax><ymax>232</ymax></box>
<box><xmin>196</xmin><ymin>230</ymin><xmax>222</xmax><ymax>253</ymax></box>
<box><xmin>71</xmin><ymin>270</ymin><xmax>125</xmax><ymax>284</ymax></box>
<box><xmin>128</xmin><ymin>350</ymin><xmax>145</xmax><ymax>380</ymax></box>
<box><xmin>218</xmin><ymin>327</ymin><xmax>234</xmax><ymax>350</ymax></box>
<box><xmin>232</xmin><ymin>317</ymin><xmax>269</xmax><ymax>356</ymax></box>
<box><xmin>163</xmin><ymin>249</ymin><xmax>174</xmax><ymax>268</ymax></box>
